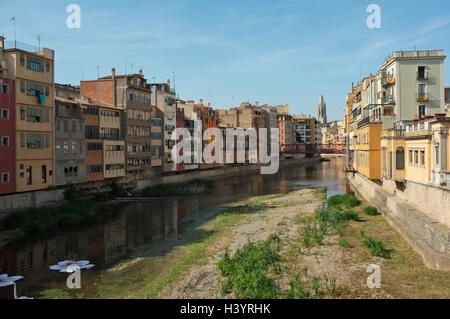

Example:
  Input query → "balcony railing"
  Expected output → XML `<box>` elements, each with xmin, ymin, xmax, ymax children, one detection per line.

<box><xmin>381</xmin><ymin>74</ymin><xmax>395</xmax><ymax>87</ymax></box>
<box><xmin>4</xmin><ymin>41</ymin><xmax>40</xmax><ymax>52</ymax></box>
<box><xmin>416</xmin><ymin>93</ymin><xmax>429</xmax><ymax>102</ymax></box>
<box><xmin>381</xmin><ymin>95</ymin><xmax>395</xmax><ymax>104</ymax></box>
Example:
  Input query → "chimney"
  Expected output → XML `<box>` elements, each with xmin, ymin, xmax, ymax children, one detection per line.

<box><xmin>200</xmin><ymin>99</ymin><xmax>203</xmax><ymax>106</ymax></box>
<box><xmin>112</xmin><ymin>68</ymin><xmax>117</xmax><ymax>107</ymax></box>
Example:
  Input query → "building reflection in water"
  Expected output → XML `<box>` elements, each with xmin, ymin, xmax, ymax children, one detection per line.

<box><xmin>0</xmin><ymin>157</ymin><xmax>347</xmax><ymax>298</ymax></box>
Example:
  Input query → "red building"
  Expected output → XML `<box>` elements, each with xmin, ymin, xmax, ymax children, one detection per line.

<box><xmin>0</xmin><ymin>78</ymin><xmax>16</xmax><ymax>195</ymax></box>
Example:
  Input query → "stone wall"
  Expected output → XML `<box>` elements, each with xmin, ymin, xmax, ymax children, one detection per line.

<box><xmin>347</xmin><ymin>172</ymin><xmax>450</xmax><ymax>270</ymax></box>
<box><xmin>382</xmin><ymin>179</ymin><xmax>450</xmax><ymax>227</ymax></box>
<box><xmin>0</xmin><ymin>189</ymin><xmax>65</xmax><ymax>221</ymax></box>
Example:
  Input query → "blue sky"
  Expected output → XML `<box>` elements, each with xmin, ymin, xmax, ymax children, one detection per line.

<box><xmin>1</xmin><ymin>0</ymin><xmax>450</xmax><ymax>121</ymax></box>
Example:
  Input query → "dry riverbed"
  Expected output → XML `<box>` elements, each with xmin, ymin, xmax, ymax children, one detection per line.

<box><xmin>40</xmin><ymin>188</ymin><xmax>450</xmax><ymax>299</ymax></box>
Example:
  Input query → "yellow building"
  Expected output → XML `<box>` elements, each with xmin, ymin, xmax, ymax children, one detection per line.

<box><xmin>381</xmin><ymin>128</ymin><xmax>406</xmax><ymax>181</ymax></box>
<box><xmin>355</xmin><ymin>120</ymin><xmax>382</xmax><ymax>180</ymax></box>
<box><xmin>381</xmin><ymin>115</ymin><xmax>450</xmax><ymax>186</ymax></box>
<box><xmin>404</xmin><ymin>116</ymin><xmax>450</xmax><ymax>185</ymax></box>
<box><xmin>2</xmin><ymin>41</ymin><xmax>55</xmax><ymax>192</ymax></box>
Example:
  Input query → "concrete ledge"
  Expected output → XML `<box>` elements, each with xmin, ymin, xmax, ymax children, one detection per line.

<box><xmin>347</xmin><ymin>172</ymin><xmax>450</xmax><ymax>271</ymax></box>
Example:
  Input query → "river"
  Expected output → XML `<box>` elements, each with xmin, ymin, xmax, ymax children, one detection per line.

<box><xmin>0</xmin><ymin>156</ymin><xmax>349</xmax><ymax>299</ymax></box>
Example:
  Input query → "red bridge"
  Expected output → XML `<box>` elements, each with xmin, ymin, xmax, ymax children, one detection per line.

<box><xmin>281</xmin><ymin>143</ymin><xmax>346</xmax><ymax>155</ymax></box>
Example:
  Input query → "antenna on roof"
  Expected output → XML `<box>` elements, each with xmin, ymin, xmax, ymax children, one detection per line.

<box><xmin>125</xmin><ymin>59</ymin><xmax>127</xmax><ymax>75</ymax></box>
<box><xmin>172</xmin><ymin>70</ymin><xmax>176</xmax><ymax>92</ymax></box>
<box><xmin>96</xmin><ymin>66</ymin><xmax>99</xmax><ymax>79</ymax></box>
<box><xmin>37</xmin><ymin>35</ymin><xmax>40</xmax><ymax>51</ymax></box>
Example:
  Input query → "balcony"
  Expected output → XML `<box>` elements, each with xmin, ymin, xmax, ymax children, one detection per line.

<box><xmin>416</xmin><ymin>93</ymin><xmax>429</xmax><ymax>102</ymax></box>
<box><xmin>405</xmin><ymin>121</ymin><xmax>432</xmax><ymax>138</ymax></box>
<box><xmin>381</xmin><ymin>95</ymin><xmax>395</xmax><ymax>104</ymax></box>
<box><xmin>381</xmin><ymin>74</ymin><xmax>395</xmax><ymax>87</ymax></box>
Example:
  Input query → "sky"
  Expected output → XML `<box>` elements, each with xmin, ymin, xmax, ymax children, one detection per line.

<box><xmin>1</xmin><ymin>0</ymin><xmax>450</xmax><ymax>121</ymax></box>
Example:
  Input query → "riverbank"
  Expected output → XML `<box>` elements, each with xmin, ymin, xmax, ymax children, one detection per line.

<box><xmin>0</xmin><ymin>157</ymin><xmax>320</xmax><ymax>219</ymax></box>
<box><xmin>38</xmin><ymin>186</ymin><xmax>450</xmax><ymax>299</ymax></box>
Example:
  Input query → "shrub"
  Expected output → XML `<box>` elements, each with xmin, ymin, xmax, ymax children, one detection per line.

<box><xmin>364</xmin><ymin>206</ymin><xmax>380</xmax><ymax>216</ymax></box>
<box><xmin>284</xmin><ymin>272</ymin><xmax>312</xmax><ymax>299</ymax></box>
<box><xmin>341</xmin><ymin>209</ymin><xmax>359</xmax><ymax>221</ymax></box>
<box><xmin>218</xmin><ymin>234</ymin><xmax>282</xmax><ymax>299</ymax></box>
<box><xmin>363</xmin><ymin>236</ymin><xmax>390</xmax><ymax>259</ymax></box>
<box><xmin>324</xmin><ymin>275</ymin><xmax>338</xmax><ymax>297</ymax></box>
<box><xmin>327</xmin><ymin>194</ymin><xmax>360</xmax><ymax>208</ymax></box>
<box><xmin>142</xmin><ymin>179</ymin><xmax>214</xmax><ymax>197</ymax></box>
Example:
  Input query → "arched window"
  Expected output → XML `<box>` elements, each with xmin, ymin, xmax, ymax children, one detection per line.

<box><xmin>396</xmin><ymin>147</ymin><xmax>405</xmax><ymax>169</ymax></box>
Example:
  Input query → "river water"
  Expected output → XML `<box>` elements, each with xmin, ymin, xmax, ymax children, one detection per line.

<box><xmin>0</xmin><ymin>156</ymin><xmax>349</xmax><ymax>299</ymax></box>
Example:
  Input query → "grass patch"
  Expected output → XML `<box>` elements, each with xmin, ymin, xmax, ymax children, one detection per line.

<box><xmin>364</xmin><ymin>206</ymin><xmax>380</xmax><ymax>216</ymax></box>
<box><xmin>218</xmin><ymin>234</ymin><xmax>282</xmax><ymax>299</ymax></box>
<box><xmin>284</xmin><ymin>269</ymin><xmax>336</xmax><ymax>299</ymax></box>
<box><xmin>362</xmin><ymin>236</ymin><xmax>390</xmax><ymax>259</ymax></box>
<box><xmin>141</xmin><ymin>179</ymin><xmax>214</xmax><ymax>197</ymax></box>
<box><xmin>327</xmin><ymin>194</ymin><xmax>360</xmax><ymax>209</ymax></box>
<box><xmin>339</xmin><ymin>239</ymin><xmax>351</xmax><ymax>248</ymax></box>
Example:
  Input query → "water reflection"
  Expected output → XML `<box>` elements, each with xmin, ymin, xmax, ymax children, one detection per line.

<box><xmin>0</xmin><ymin>157</ymin><xmax>347</xmax><ymax>298</ymax></box>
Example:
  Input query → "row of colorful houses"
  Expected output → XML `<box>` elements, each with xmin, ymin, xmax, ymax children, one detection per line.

<box><xmin>345</xmin><ymin>49</ymin><xmax>450</xmax><ymax>188</ymax></box>
<box><xmin>0</xmin><ymin>36</ymin><xmax>326</xmax><ymax>196</ymax></box>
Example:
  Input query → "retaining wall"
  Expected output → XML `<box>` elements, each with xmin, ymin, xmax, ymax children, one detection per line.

<box><xmin>347</xmin><ymin>172</ymin><xmax>450</xmax><ymax>270</ymax></box>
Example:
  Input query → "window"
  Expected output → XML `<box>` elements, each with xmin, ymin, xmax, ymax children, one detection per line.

<box><xmin>420</xmin><ymin>150</ymin><xmax>425</xmax><ymax>167</ymax></box>
<box><xmin>2</xmin><ymin>173</ymin><xmax>9</xmax><ymax>184</ymax></box>
<box><xmin>88</xmin><ymin>165</ymin><xmax>103</xmax><ymax>174</ymax></box>
<box><xmin>19</xmin><ymin>164</ymin><xmax>24</xmax><ymax>178</ymax></box>
<box><xmin>26</xmin><ymin>166</ymin><xmax>32</xmax><ymax>185</ymax></box>
<box><xmin>409</xmin><ymin>150</ymin><xmax>413</xmax><ymax>164</ymax></box>
<box><xmin>414</xmin><ymin>150</ymin><xmax>419</xmax><ymax>165</ymax></box>
<box><xmin>417</xmin><ymin>66</ymin><xmax>426</xmax><ymax>80</ymax></box>
<box><xmin>26</xmin><ymin>81</ymin><xmax>45</xmax><ymax>96</ymax></box>
<box><xmin>1</xmin><ymin>109</ymin><xmax>9</xmax><ymax>119</ymax></box>
<box><xmin>26</xmin><ymin>134</ymin><xmax>49</xmax><ymax>149</ymax></box>
<box><xmin>1</xmin><ymin>136</ymin><xmax>9</xmax><ymax>147</ymax></box>
<box><xmin>419</xmin><ymin>105</ymin><xmax>426</xmax><ymax>118</ymax></box>
<box><xmin>56</xmin><ymin>120</ymin><xmax>60</xmax><ymax>131</ymax></box>
<box><xmin>46</xmin><ymin>61</ymin><xmax>50</xmax><ymax>72</ymax></box>
<box><xmin>42</xmin><ymin>165</ymin><xmax>47</xmax><ymax>184</ymax></box>
<box><xmin>1</xmin><ymin>84</ymin><xmax>8</xmax><ymax>94</ymax></box>
<box><xmin>85</xmin><ymin>126</ymin><xmax>100</xmax><ymax>139</ymax></box>
<box><xmin>396</xmin><ymin>147</ymin><xmax>405</xmax><ymax>169</ymax></box>
<box><xmin>20</xmin><ymin>108</ymin><xmax>25</xmax><ymax>120</ymax></box>
<box><xmin>435</xmin><ymin>146</ymin><xmax>439</xmax><ymax>165</ymax></box>
<box><xmin>20</xmin><ymin>81</ymin><xmax>25</xmax><ymax>93</ymax></box>
<box><xmin>26</xmin><ymin>107</ymin><xmax>48</xmax><ymax>123</ymax></box>
<box><xmin>87</xmin><ymin>142</ymin><xmax>102</xmax><ymax>151</ymax></box>
<box><xmin>20</xmin><ymin>134</ymin><xmax>25</xmax><ymax>147</ymax></box>
<box><xmin>27</xmin><ymin>56</ymin><xmax>44</xmax><ymax>72</ymax></box>
<box><xmin>20</xmin><ymin>54</ymin><xmax>25</xmax><ymax>66</ymax></box>
<box><xmin>64</xmin><ymin>120</ymin><xmax>69</xmax><ymax>132</ymax></box>
<box><xmin>72</xmin><ymin>120</ymin><xmax>77</xmax><ymax>132</ymax></box>
<box><xmin>418</xmin><ymin>83</ymin><xmax>426</xmax><ymax>94</ymax></box>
